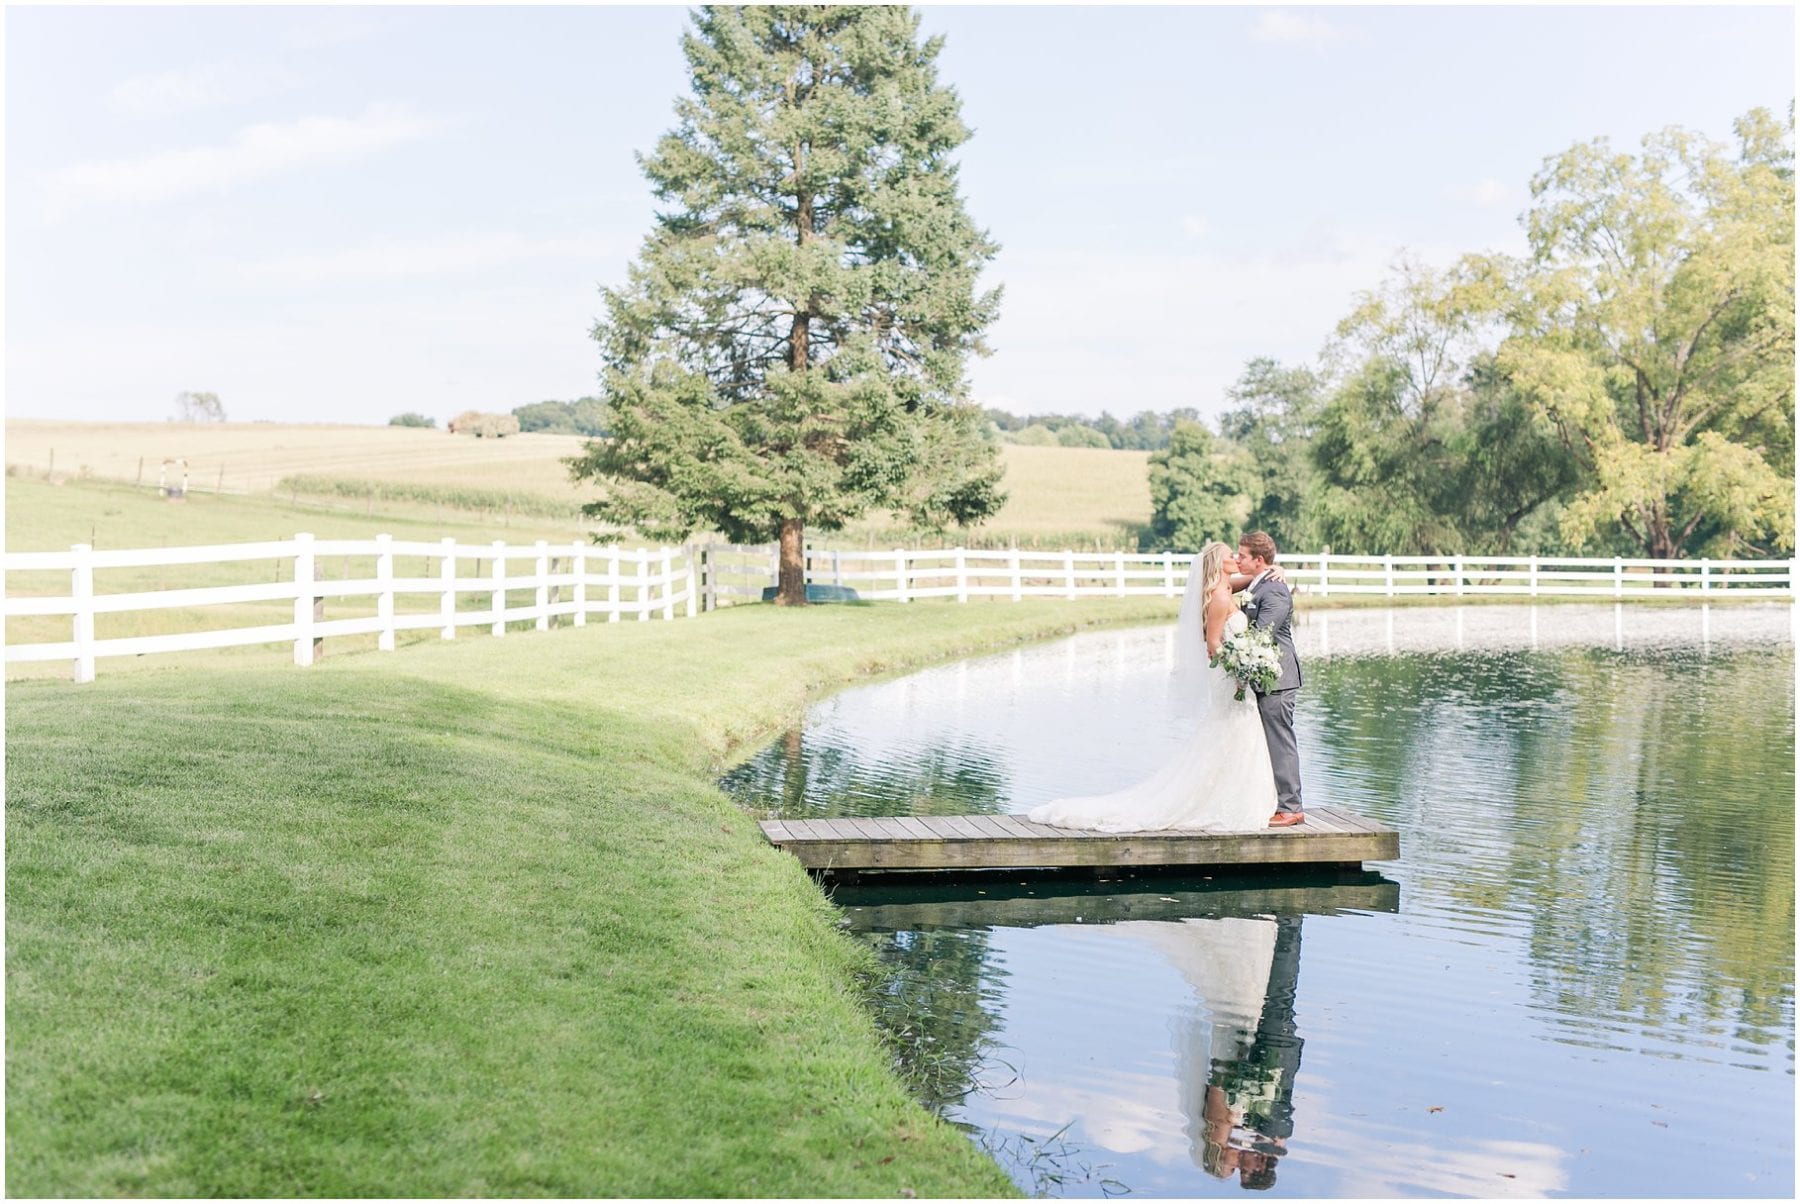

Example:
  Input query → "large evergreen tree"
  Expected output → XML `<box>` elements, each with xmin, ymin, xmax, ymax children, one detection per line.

<box><xmin>571</xmin><ymin>5</ymin><xmax>1005</xmax><ymax>603</ymax></box>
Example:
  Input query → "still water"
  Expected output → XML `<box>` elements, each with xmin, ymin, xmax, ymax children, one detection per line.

<box><xmin>723</xmin><ymin>605</ymin><xmax>1795</xmax><ymax>1198</ymax></box>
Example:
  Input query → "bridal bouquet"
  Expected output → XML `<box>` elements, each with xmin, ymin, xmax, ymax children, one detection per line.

<box><xmin>1211</xmin><ymin>626</ymin><xmax>1281</xmax><ymax>701</ymax></box>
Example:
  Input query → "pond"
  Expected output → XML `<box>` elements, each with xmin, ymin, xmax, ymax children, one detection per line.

<box><xmin>722</xmin><ymin>604</ymin><xmax>1795</xmax><ymax>1199</ymax></box>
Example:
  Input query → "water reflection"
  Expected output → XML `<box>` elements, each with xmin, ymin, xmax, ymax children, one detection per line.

<box><xmin>835</xmin><ymin>874</ymin><xmax>1396</xmax><ymax>1196</ymax></box>
<box><xmin>730</xmin><ymin>605</ymin><xmax>1794</xmax><ymax>1197</ymax></box>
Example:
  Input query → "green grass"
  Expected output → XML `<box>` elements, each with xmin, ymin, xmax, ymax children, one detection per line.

<box><xmin>275</xmin><ymin>474</ymin><xmax>583</xmax><ymax>521</ymax></box>
<box><xmin>6</xmin><ymin>596</ymin><xmax>1178</xmax><ymax>1197</ymax></box>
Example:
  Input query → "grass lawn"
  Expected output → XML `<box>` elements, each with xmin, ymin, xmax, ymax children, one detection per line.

<box><xmin>6</xmin><ymin>596</ymin><xmax>1177</xmax><ymax>1197</ymax></box>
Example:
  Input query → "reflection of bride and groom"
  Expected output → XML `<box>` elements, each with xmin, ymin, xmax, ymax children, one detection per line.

<box><xmin>1021</xmin><ymin>531</ymin><xmax>1310</xmax><ymax>1188</ymax></box>
<box><xmin>1125</xmin><ymin>911</ymin><xmax>1306</xmax><ymax>1191</ymax></box>
<box><xmin>1030</xmin><ymin>531</ymin><xmax>1306</xmax><ymax>831</ymax></box>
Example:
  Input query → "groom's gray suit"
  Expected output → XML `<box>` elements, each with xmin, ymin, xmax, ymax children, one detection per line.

<box><xmin>1242</xmin><ymin>573</ymin><xmax>1304</xmax><ymax>815</ymax></box>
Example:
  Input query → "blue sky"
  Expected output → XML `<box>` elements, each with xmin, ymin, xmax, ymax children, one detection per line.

<box><xmin>5</xmin><ymin>4</ymin><xmax>1793</xmax><ymax>426</ymax></box>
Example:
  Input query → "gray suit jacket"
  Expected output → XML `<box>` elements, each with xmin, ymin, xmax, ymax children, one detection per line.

<box><xmin>1243</xmin><ymin>575</ymin><xmax>1302</xmax><ymax>693</ymax></box>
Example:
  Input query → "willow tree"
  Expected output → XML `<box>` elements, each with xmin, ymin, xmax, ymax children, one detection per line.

<box><xmin>571</xmin><ymin>5</ymin><xmax>1005</xmax><ymax>604</ymax></box>
<box><xmin>1494</xmin><ymin>108</ymin><xmax>1795</xmax><ymax>559</ymax></box>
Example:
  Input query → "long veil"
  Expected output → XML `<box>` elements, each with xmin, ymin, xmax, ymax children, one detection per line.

<box><xmin>1170</xmin><ymin>552</ymin><xmax>1217</xmax><ymax>720</ymax></box>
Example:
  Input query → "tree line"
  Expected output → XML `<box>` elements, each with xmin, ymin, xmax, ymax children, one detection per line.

<box><xmin>984</xmin><ymin>407</ymin><xmax>1200</xmax><ymax>450</ymax></box>
<box><xmin>1149</xmin><ymin>106</ymin><xmax>1794</xmax><ymax>561</ymax></box>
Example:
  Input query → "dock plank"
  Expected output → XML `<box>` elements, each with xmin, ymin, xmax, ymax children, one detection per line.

<box><xmin>759</xmin><ymin>804</ymin><xmax>1398</xmax><ymax>874</ymax></box>
<box><xmin>965</xmin><ymin>815</ymin><xmax>1016</xmax><ymax>840</ymax></box>
<box><xmin>938</xmin><ymin>816</ymin><xmax>989</xmax><ymax>840</ymax></box>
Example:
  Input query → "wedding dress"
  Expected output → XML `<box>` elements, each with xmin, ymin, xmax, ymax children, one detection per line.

<box><xmin>1028</xmin><ymin>557</ymin><xmax>1277</xmax><ymax>832</ymax></box>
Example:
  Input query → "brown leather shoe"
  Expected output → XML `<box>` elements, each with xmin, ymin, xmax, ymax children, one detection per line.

<box><xmin>1268</xmin><ymin>812</ymin><xmax>1306</xmax><ymax>828</ymax></box>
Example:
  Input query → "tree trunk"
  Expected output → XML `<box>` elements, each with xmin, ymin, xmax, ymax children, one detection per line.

<box><xmin>777</xmin><ymin>517</ymin><xmax>807</xmax><ymax>606</ymax></box>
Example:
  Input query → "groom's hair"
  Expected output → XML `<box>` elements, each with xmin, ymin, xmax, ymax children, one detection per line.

<box><xmin>1240</xmin><ymin>531</ymin><xmax>1278</xmax><ymax>564</ymax></box>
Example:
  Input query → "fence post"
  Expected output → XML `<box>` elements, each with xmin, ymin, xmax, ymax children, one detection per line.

<box><xmin>608</xmin><ymin>547</ymin><xmax>621</xmax><ymax>622</ymax></box>
<box><xmin>1529</xmin><ymin>555</ymin><xmax>1539</xmax><ymax>598</ymax></box>
<box><xmin>293</xmin><ymin>532</ymin><xmax>316</xmax><ymax>666</ymax></box>
<box><xmin>533</xmin><ymin>540</ymin><xmax>550</xmax><ymax>631</ymax></box>
<box><xmin>574</xmin><ymin>545</ymin><xmax>588</xmax><ymax>627</ymax></box>
<box><xmin>1065</xmin><ymin>551</ymin><xmax>1076</xmax><ymax>600</ymax></box>
<box><xmin>490</xmin><ymin>541</ymin><xmax>506</xmax><ymax>637</ymax></box>
<box><xmin>1453</xmin><ymin>555</ymin><xmax>1464</xmax><ymax>599</ymax></box>
<box><xmin>832</xmin><ymin>549</ymin><xmax>843</xmax><ymax>588</ymax></box>
<box><xmin>685</xmin><ymin>546</ymin><xmax>698</xmax><ymax>618</ymax></box>
<box><xmin>637</xmin><ymin>551</ymin><xmax>650</xmax><ymax>622</ymax></box>
<box><xmin>1010</xmin><ymin>550</ymin><xmax>1022</xmax><ymax>603</ymax></box>
<box><xmin>955</xmin><ymin>547</ymin><xmax>967</xmax><ymax>604</ymax></box>
<box><xmin>896</xmin><ymin>550</ymin><xmax>910</xmax><ymax>604</ymax></box>
<box><xmin>1614</xmin><ymin>556</ymin><xmax>1623</xmax><ymax>599</ymax></box>
<box><xmin>661</xmin><ymin>547</ymin><xmax>676</xmax><ymax>619</ymax></box>
<box><xmin>439</xmin><ymin>537</ymin><xmax>457</xmax><ymax>639</ymax></box>
<box><xmin>701</xmin><ymin>543</ymin><xmax>716</xmax><ymax>613</ymax></box>
<box><xmin>1115</xmin><ymin>552</ymin><xmax>1126</xmax><ymax>597</ymax></box>
<box><xmin>1319</xmin><ymin>550</ymin><xmax>1330</xmax><ymax>598</ymax></box>
<box><xmin>1383</xmin><ymin>554</ymin><xmax>1394</xmax><ymax>598</ymax></box>
<box><xmin>376</xmin><ymin>533</ymin><xmax>396</xmax><ymax>651</ymax></box>
<box><xmin>1701</xmin><ymin>558</ymin><xmax>1712</xmax><ymax>596</ymax></box>
<box><xmin>1163</xmin><ymin>552</ymin><xmax>1175</xmax><ymax>597</ymax></box>
<box><xmin>71</xmin><ymin>543</ymin><xmax>95</xmax><ymax>683</ymax></box>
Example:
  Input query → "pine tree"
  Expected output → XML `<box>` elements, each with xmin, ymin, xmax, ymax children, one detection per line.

<box><xmin>571</xmin><ymin>5</ymin><xmax>1005</xmax><ymax>604</ymax></box>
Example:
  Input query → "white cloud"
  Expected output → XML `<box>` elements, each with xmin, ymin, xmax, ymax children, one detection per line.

<box><xmin>43</xmin><ymin>102</ymin><xmax>441</xmax><ymax>210</ymax></box>
<box><xmin>107</xmin><ymin>62</ymin><xmax>301</xmax><ymax>119</ymax></box>
<box><xmin>969</xmin><ymin>228</ymin><xmax>1473</xmax><ymax>416</ymax></box>
<box><xmin>1447</xmin><ymin>178</ymin><xmax>1514</xmax><ymax>208</ymax></box>
<box><xmin>1181</xmin><ymin>214</ymin><xmax>1211</xmax><ymax>239</ymax></box>
<box><xmin>1251</xmin><ymin>10</ymin><xmax>1352</xmax><ymax>46</ymax></box>
<box><xmin>247</xmin><ymin>232</ymin><xmax>627</xmax><ymax>283</ymax></box>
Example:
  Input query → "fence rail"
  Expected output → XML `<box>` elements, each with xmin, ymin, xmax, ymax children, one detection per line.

<box><xmin>5</xmin><ymin>535</ymin><xmax>1792</xmax><ymax>682</ymax></box>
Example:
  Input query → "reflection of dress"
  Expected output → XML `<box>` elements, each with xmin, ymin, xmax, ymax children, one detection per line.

<box><xmin>1122</xmin><ymin>917</ymin><xmax>1280</xmax><ymax>1166</ymax></box>
<box><xmin>1028</xmin><ymin>610</ymin><xmax>1277</xmax><ymax>832</ymax></box>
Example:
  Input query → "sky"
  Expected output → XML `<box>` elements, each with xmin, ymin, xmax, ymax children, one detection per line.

<box><xmin>4</xmin><ymin>3</ymin><xmax>1793</xmax><ymax>427</ymax></box>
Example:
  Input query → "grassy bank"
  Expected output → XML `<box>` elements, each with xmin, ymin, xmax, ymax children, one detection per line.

<box><xmin>6</xmin><ymin>597</ymin><xmax>1175</xmax><ymax>1196</ymax></box>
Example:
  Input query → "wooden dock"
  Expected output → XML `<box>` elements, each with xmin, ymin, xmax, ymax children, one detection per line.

<box><xmin>834</xmin><ymin>872</ymin><xmax>1401</xmax><ymax>932</ymax></box>
<box><xmin>758</xmin><ymin>805</ymin><xmax>1398</xmax><ymax>876</ymax></box>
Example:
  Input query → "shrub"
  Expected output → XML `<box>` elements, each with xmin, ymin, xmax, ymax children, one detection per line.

<box><xmin>389</xmin><ymin>412</ymin><xmax>437</xmax><ymax>428</ymax></box>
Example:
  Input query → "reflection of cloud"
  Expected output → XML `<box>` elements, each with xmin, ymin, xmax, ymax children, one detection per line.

<box><xmin>988</xmin><ymin>1064</ymin><xmax>1191</xmax><ymax>1160</ymax></box>
<box><xmin>1306</xmin><ymin>1121</ymin><xmax>1569</xmax><ymax>1197</ymax></box>
<box><xmin>44</xmin><ymin>102</ymin><xmax>440</xmax><ymax>208</ymax></box>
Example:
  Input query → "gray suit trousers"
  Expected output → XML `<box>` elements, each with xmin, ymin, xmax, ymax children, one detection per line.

<box><xmin>1257</xmin><ymin>688</ymin><xmax>1303</xmax><ymax>814</ymax></box>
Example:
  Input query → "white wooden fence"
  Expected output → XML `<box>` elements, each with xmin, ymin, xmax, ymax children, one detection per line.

<box><xmin>4</xmin><ymin>535</ymin><xmax>1792</xmax><ymax>683</ymax></box>
<box><xmin>700</xmin><ymin>545</ymin><xmax>1797</xmax><ymax>605</ymax></box>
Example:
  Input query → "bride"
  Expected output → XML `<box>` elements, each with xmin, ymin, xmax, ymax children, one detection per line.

<box><xmin>1028</xmin><ymin>541</ymin><xmax>1277</xmax><ymax>832</ymax></box>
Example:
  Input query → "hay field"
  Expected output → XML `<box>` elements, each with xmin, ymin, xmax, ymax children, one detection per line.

<box><xmin>6</xmin><ymin>419</ymin><xmax>1152</xmax><ymax>548</ymax></box>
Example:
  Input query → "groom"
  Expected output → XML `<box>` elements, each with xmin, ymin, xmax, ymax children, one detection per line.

<box><xmin>1236</xmin><ymin>531</ymin><xmax>1305</xmax><ymax>827</ymax></box>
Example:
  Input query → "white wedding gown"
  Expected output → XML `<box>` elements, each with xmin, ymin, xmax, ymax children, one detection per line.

<box><xmin>1028</xmin><ymin>562</ymin><xmax>1277</xmax><ymax>832</ymax></box>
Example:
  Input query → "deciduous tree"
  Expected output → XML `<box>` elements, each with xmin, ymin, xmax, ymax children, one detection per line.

<box><xmin>1494</xmin><ymin>107</ymin><xmax>1795</xmax><ymax>558</ymax></box>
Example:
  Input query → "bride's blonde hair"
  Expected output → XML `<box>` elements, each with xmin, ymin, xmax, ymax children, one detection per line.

<box><xmin>1198</xmin><ymin>541</ymin><xmax>1231</xmax><ymax>599</ymax></box>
